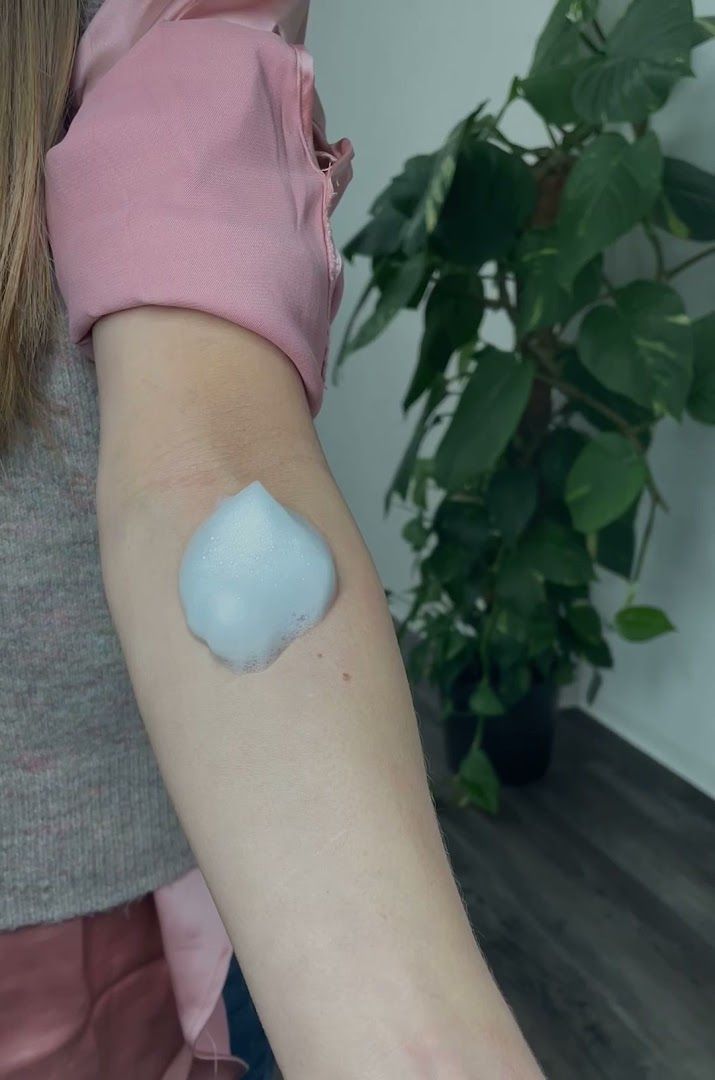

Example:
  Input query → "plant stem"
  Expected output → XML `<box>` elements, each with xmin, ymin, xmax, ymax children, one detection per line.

<box><xmin>544</xmin><ymin>123</ymin><xmax>559</xmax><ymax>150</ymax></box>
<box><xmin>496</xmin><ymin>265</ymin><xmax>516</xmax><ymax>323</ymax></box>
<box><xmin>578</xmin><ymin>28</ymin><xmax>604</xmax><ymax>54</ymax></box>
<box><xmin>601</xmin><ymin>272</ymin><xmax>618</xmax><ymax>299</ymax></box>
<box><xmin>591</xmin><ymin>17</ymin><xmax>607</xmax><ymax>44</ymax></box>
<box><xmin>666</xmin><ymin>243</ymin><xmax>715</xmax><ymax>281</ymax></box>
<box><xmin>632</xmin><ymin>492</ymin><xmax>658</xmax><ymax>583</ymax></box>
<box><xmin>535</xmin><ymin>371</ymin><xmax>668</xmax><ymax>508</ymax></box>
<box><xmin>490</xmin><ymin>128</ymin><xmax>538</xmax><ymax>158</ymax></box>
<box><xmin>561</xmin><ymin>122</ymin><xmax>598</xmax><ymax>152</ymax></box>
<box><xmin>490</xmin><ymin>80</ymin><xmax>520</xmax><ymax>131</ymax></box>
<box><xmin>535</xmin><ymin>372</ymin><xmax>636</xmax><ymax>439</ymax></box>
<box><xmin>643</xmin><ymin>221</ymin><xmax>666</xmax><ymax>281</ymax></box>
<box><xmin>478</xmin><ymin>546</ymin><xmax>507</xmax><ymax>677</ymax></box>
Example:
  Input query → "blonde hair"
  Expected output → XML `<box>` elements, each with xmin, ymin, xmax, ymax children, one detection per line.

<box><xmin>0</xmin><ymin>0</ymin><xmax>79</xmax><ymax>452</ymax></box>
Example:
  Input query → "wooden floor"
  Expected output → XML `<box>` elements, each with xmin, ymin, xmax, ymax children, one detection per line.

<box><xmin>414</xmin><ymin>694</ymin><xmax>715</xmax><ymax>1080</ymax></box>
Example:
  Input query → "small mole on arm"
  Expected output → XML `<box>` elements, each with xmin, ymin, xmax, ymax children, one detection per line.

<box><xmin>317</xmin><ymin>652</ymin><xmax>323</xmax><ymax>659</ymax></box>
<box><xmin>342</xmin><ymin>672</ymin><xmax>351</xmax><ymax>682</ymax></box>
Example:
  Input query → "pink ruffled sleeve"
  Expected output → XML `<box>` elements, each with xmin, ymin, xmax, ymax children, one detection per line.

<box><xmin>44</xmin><ymin>0</ymin><xmax>354</xmax><ymax>416</ymax></box>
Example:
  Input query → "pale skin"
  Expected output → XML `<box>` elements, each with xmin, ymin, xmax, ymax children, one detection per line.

<box><xmin>94</xmin><ymin>306</ymin><xmax>544</xmax><ymax>1080</ymax></box>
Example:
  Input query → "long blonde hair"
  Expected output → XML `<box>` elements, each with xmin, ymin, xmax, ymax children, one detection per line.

<box><xmin>0</xmin><ymin>0</ymin><xmax>79</xmax><ymax>453</ymax></box>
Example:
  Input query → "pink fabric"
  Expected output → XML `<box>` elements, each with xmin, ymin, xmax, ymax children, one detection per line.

<box><xmin>0</xmin><ymin>890</ymin><xmax>247</xmax><ymax>1078</ymax></box>
<box><xmin>45</xmin><ymin>0</ymin><xmax>354</xmax><ymax>415</ymax></box>
<box><xmin>72</xmin><ymin>1</ymin><xmax>313</xmax><ymax>102</ymax></box>
<box><xmin>42</xmin><ymin>0</ymin><xmax>354</xmax><ymax>1065</ymax></box>
<box><xmin>153</xmin><ymin>869</ymin><xmax>238</xmax><ymax>1068</ymax></box>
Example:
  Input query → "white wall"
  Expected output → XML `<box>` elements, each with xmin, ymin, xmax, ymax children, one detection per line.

<box><xmin>308</xmin><ymin>1</ymin><xmax>715</xmax><ymax>797</ymax></box>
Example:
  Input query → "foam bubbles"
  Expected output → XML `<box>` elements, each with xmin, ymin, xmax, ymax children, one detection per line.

<box><xmin>179</xmin><ymin>481</ymin><xmax>337</xmax><ymax>673</ymax></box>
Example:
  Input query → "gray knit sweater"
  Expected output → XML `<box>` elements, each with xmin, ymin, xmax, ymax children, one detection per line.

<box><xmin>0</xmin><ymin>0</ymin><xmax>196</xmax><ymax>930</ymax></box>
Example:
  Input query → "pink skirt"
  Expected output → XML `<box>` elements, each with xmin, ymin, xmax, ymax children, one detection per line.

<box><xmin>0</xmin><ymin>891</ymin><xmax>248</xmax><ymax>1079</ymax></box>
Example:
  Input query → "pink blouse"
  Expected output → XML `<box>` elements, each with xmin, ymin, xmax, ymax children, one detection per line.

<box><xmin>44</xmin><ymin>0</ymin><xmax>354</xmax><ymax>1073</ymax></box>
<box><xmin>46</xmin><ymin>0</ymin><xmax>354</xmax><ymax>415</ymax></box>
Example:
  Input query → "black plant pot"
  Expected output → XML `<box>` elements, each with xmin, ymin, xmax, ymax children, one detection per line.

<box><xmin>444</xmin><ymin>682</ymin><xmax>558</xmax><ymax>786</ymax></box>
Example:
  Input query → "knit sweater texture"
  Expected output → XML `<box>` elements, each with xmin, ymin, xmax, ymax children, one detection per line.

<box><xmin>0</xmin><ymin>1</ymin><xmax>195</xmax><ymax>930</ymax></box>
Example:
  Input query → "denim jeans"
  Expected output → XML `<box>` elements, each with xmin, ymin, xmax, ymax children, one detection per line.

<box><xmin>222</xmin><ymin>954</ymin><xmax>276</xmax><ymax>1078</ymax></box>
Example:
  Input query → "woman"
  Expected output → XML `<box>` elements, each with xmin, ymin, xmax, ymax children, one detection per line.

<box><xmin>0</xmin><ymin>1</ymin><xmax>544</xmax><ymax>1077</ymax></box>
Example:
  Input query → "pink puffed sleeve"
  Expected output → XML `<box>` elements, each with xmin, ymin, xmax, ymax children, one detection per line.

<box><xmin>44</xmin><ymin>3</ymin><xmax>354</xmax><ymax>416</ymax></box>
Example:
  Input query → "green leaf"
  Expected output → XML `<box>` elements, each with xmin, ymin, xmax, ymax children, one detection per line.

<box><xmin>433</xmin><ymin>498</ymin><xmax>491</xmax><ymax>553</ymax></box>
<box><xmin>402</xmin><ymin>109</ymin><xmax>485</xmax><ymax>256</ymax></box>
<box><xmin>605</xmin><ymin>0</ymin><xmax>694</xmax><ymax>67</ymax></box>
<box><xmin>516</xmin><ymin>228</ymin><xmax>602</xmax><ymax>335</ymax></box>
<box><xmin>349</xmin><ymin>254</ymin><xmax>429</xmax><ymax>353</ymax></box>
<box><xmin>405</xmin><ymin>635</ymin><xmax>432</xmax><ymax>684</ymax></box>
<box><xmin>518</xmin><ymin>519</ymin><xmax>594</xmax><ymax>585</ymax></box>
<box><xmin>516</xmin><ymin>230</ymin><xmax>563</xmax><ymax>334</ymax></box>
<box><xmin>566</xmin><ymin>433</ymin><xmax>647</xmax><ymax>533</ymax></box>
<box><xmin>494</xmin><ymin>606</ymin><xmax>530</xmax><ymax>646</ymax></box>
<box><xmin>529</xmin><ymin>0</ymin><xmax>598</xmax><ymax>73</ymax></box>
<box><xmin>489</xmin><ymin>621</ymin><xmax>527</xmax><ymax>672</ymax></box>
<box><xmin>434</xmin><ymin>349</ymin><xmax>534</xmax><ymax>490</ymax></box>
<box><xmin>344</xmin><ymin>155</ymin><xmax>435</xmax><ymax>262</ymax></box>
<box><xmin>539</xmin><ymin>428</ymin><xmax>587</xmax><ymax>500</ymax></box>
<box><xmin>651</xmin><ymin>193</ymin><xmax>692</xmax><ymax>240</ymax></box>
<box><xmin>687</xmin><ymin>312</ymin><xmax>715</xmax><ymax>423</ymax></box>
<box><xmin>692</xmin><ymin>15</ymin><xmax>715</xmax><ymax>46</ymax></box>
<box><xmin>371</xmin><ymin>154</ymin><xmax>437</xmax><ymax>218</ymax></box>
<box><xmin>404</xmin><ymin>274</ymin><xmax>484</xmax><ymax>409</ymax></box>
<box><xmin>458</xmin><ymin>742</ymin><xmax>500</xmax><ymax>814</ymax></box>
<box><xmin>567</xmin><ymin>602</ymin><xmax>602</xmax><ymax>644</ymax></box>
<box><xmin>549</xmin><ymin>653</ymin><xmax>572</xmax><ymax>683</ymax></box>
<box><xmin>431</xmin><ymin>142</ymin><xmax>536</xmax><ymax>268</ymax></box>
<box><xmin>469</xmin><ymin>682</ymin><xmax>505</xmax><ymax>716</ymax></box>
<box><xmin>556</xmin><ymin>132</ymin><xmax>662</xmax><ymax>283</ymax></box>
<box><xmin>385</xmin><ymin>378</ymin><xmax>445</xmax><ymax>509</ymax></box>
<box><xmin>423</xmin><ymin>541</ymin><xmax>474</xmax><ymax>586</ymax></box>
<box><xmin>572</xmin><ymin>0</ymin><xmax>694</xmax><ymax>123</ymax></box>
<box><xmin>578</xmin><ymin>281</ymin><xmax>693</xmax><ymax>418</ymax></box>
<box><xmin>422</xmin><ymin>505</ymin><xmax>491</xmax><ymax>595</ymax></box>
<box><xmin>499</xmin><ymin>664</ymin><xmax>532</xmax><ymax>707</ymax></box>
<box><xmin>519</xmin><ymin>60</ymin><xmax>598</xmax><ymax>126</ymax></box>
<box><xmin>342</xmin><ymin>205</ymin><xmax>405</xmax><ymax>262</ymax></box>
<box><xmin>409</xmin><ymin>457</ymin><xmax>434</xmax><ymax>511</ymax></box>
<box><xmin>661</xmin><ymin>156</ymin><xmax>715</xmax><ymax>242</ymax></box>
<box><xmin>571</xmin><ymin>256</ymin><xmax>605</xmax><ymax>313</ymax></box>
<box><xmin>487</xmin><ymin>467</ymin><xmax>539</xmax><ymax>544</ymax></box>
<box><xmin>561</xmin><ymin>348</ymin><xmax>656</xmax><ymax>430</ymax></box>
<box><xmin>494</xmin><ymin>556</ymin><xmax>545</xmax><ymax>617</ymax></box>
<box><xmin>402</xmin><ymin>517</ymin><xmax>430</xmax><ymax>551</ymax></box>
<box><xmin>614</xmin><ymin>605</ymin><xmax>676</xmax><ymax>641</ymax></box>
<box><xmin>596</xmin><ymin>502</ymin><xmax>638</xmax><ymax>578</ymax></box>
<box><xmin>577</xmin><ymin>635</ymin><xmax>614</xmax><ymax>668</ymax></box>
<box><xmin>573</xmin><ymin>57</ymin><xmax>687</xmax><ymax>124</ymax></box>
<box><xmin>523</xmin><ymin>0</ymin><xmax>600</xmax><ymax>123</ymax></box>
<box><xmin>369</xmin><ymin>254</ymin><xmax>429</xmax><ymax>313</ymax></box>
<box><xmin>525</xmin><ymin>604</ymin><xmax>558</xmax><ymax>657</ymax></box>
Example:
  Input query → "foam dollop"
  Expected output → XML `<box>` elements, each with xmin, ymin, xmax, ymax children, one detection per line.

<box><xmin>179</xmin><ymin>481</ymin><xmax>337</xmax><ymax>672</ymax></box>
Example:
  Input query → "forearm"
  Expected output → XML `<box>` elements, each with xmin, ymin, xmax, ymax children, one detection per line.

<box><xmin>95</xmin><ymin>310</ymin><xmax>542</xmax><ymax>1080</ymax></box>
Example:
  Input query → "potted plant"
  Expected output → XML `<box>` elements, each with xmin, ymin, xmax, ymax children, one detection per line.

<box><xmin>335</xmin><ymin>0</ymin><xmax>715</xmax><ymax>812</ymax></box>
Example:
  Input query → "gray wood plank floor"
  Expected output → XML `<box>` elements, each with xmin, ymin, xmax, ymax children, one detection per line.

<box><xmin>414</xmin><ymin>692</ymin><xmax>715</xmax><ymax>1080</ymax></box>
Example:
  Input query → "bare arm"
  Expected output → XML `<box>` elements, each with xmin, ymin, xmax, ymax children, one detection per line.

<box><xmin>94</xmin><ymin>306</ymin><xmax>542</xmax><ymax>1080</ymax></box>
